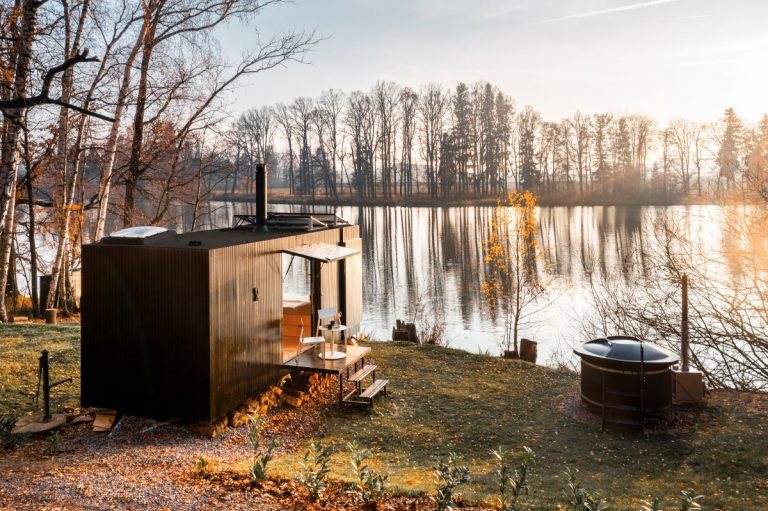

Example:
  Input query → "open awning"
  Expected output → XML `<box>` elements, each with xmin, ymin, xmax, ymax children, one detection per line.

<box><xmin>283</xmin><ymin>243</ymin><xmax>360</xmax><ymax>263</ymax></box>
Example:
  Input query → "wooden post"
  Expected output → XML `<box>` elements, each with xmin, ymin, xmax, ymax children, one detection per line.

<box><xmin>311</xmin><ymin>260</ymin><xmax>322</xmax><ymax>333</ymax></box>
<box><xmin>681</xmin><ymin>274</ymin><xmax>689</xmax><ymax>371</ymax></box>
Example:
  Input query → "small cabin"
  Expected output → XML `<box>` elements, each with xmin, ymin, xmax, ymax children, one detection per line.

<box><xmin>80</xmin><ymin>208</ymin><xmax>362</xmax><ymax>422</ymax></box>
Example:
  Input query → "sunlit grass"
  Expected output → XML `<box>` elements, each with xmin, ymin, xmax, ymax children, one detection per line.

<box><xmin>271</xmin><ymin>341</ymin><xmax>768</xmax><ymax>509</ymax></box>
<box><xmin>0</xmin><ymin>323</ymin><xmax>80</xmax><ymax>416</ymax></box>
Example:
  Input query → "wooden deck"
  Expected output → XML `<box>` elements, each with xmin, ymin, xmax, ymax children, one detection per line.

<box><xmin>281</xmin><ymin>345</ymin><xmax>370</xmax><ymax>374</ymax></box>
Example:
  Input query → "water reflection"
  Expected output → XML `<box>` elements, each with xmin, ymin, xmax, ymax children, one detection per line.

<box><xmin>201</xmin><ymin>202</ymin><xmax>734</xmax><ymax>361</ymax></box>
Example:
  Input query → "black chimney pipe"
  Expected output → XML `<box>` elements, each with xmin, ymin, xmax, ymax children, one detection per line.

<box><xmin>255</xmin><ymin>163</ymin><xmax>267</xmax><ymax>230</ymax></box>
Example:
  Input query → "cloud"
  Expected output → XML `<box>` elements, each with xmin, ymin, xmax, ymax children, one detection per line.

<box><xmin>546</xmin><ymin>0</ymin><xmax>683</xmax><ymax>22</ymax></box>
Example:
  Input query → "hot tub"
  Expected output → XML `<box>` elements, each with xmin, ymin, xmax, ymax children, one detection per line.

<box><xmin>574</xmin><ymin>336</ymin><xmax>679</xmax><ymax>421</ymax></box>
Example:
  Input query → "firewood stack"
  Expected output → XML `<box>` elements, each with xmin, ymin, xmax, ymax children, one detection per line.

<box><xmin>282</xmin><ymin>372</ymin><xmax>334</xmax><ymax>408</ymax></box>
<box><xmin>188</xmin><ymin>371</ymin><xmax>334</xmax><ymax>437</ymax></box>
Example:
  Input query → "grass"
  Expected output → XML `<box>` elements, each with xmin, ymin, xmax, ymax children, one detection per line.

<box><xmin>0</xmin><ymin>323</ymin><xmax>81</xmax><ymax>416</ymax></box>
<box><xmin>0</xmin><ymin>326</ymin><xmax>765</xmax><ymax>509</ymax></box>
<box><xmin>270</xmin><ymin>341</ymin><xmax>768</xmax><ymax>510</ymax></box>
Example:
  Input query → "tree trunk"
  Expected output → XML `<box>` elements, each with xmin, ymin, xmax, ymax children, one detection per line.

<box><xmin>25</xmin><ymin>168</ymin><xmax>39</xmax><ymax>317</ymax></box>
<box><xmin>45</xmin><ymin>0</ymin><xmax>93</xmax><ymax>311</ymax></box>
<box><xmin>93</xmin><ymin>26</ymin><xmax>144</xmax><ymax>241</ymax></box>
<box><xmin>0</xmin><ymin>175</ymin><xmax>17</xmax><ymax>322</ymax></box>
<box><xmin>0</xmin><ymin>1</ymin><xmax>41</xmax><ymax>322</ymax></box>
<box><xmin>123</xmin><ymin>6</ymin><xmax>157</xmax><ymax>227</ymax></box>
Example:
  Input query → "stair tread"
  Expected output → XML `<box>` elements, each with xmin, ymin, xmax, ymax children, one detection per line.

<box><xmin>348</xmin><ymin>364</ymin><xmax>377</xmax><ymax>382</ymax></box>
<box><xmin>360</xmin><ymin>379</ymin><xmax>388</xmax><ymax>399</ymax></box>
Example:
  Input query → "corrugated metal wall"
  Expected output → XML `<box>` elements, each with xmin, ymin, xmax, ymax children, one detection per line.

<box><xmin>208</xmin><ymin>240</ymin><xmax>283</xmax><ymax>419</ymax></box>
<box><xmin>81</xmin><ymin>246</ymin><xmax>210</xmax><ymax>420</ymax></box>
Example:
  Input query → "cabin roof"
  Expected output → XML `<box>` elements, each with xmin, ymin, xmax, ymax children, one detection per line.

<box><xmin>95</xmin><ymin>226</ymin><xmax>347</xmax><ymax>250</ymax></box>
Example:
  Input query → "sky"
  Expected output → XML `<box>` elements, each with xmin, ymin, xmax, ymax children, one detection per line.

<box><xmin>216</xmin><ymin>0</ymin><xmax>768</xmax><ymax>124</ymax></box>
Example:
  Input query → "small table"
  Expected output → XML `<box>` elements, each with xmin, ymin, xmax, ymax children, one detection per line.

<box><xmin>280</xmin><ymin>345</ymin><xmax>371</xmax><ymax>404</ymax></box>
<box><xmin>318</xmin><ymin>324</ymin><xmax>347</xmax><ymax>360</ymax></box>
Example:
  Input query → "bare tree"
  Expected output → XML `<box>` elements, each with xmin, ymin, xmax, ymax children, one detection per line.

<box><xmin>418</xmin><ymin>83</ymin><xmax>447</xmax><ymax>198</ymax></box>
<box><xmin>122</xmin><ymin>0</ymin><xmax>316</xmax><ymax>226</ymax></box>
<box><xmin>399</xmin><ymin>87</ymin><xmax>418</xmax><ymax>197</ymax></box>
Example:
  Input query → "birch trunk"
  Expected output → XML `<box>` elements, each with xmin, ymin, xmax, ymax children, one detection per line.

<box><xmin>45</xmin><ymin>0</ymin><xmax>91</xmax><ymax>313</ymax></box>
<box><xmin>0</xmin><ymin>173</ymin><xmax>17</xmax><ymax>322</ymax></box>
<box><xmin>0</xmin><ymin>1</ymin><xmax>41</xmax><ymax>322</ymax></box>
<box><xmin>93</xmin><ymin>34</ymin><xmax>143</xmax><ymax>241</ymax></box>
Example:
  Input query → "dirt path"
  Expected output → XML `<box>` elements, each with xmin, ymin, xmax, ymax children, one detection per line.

<box><xmin>0</xmin><ymin>382</ymin><xmax>337</xmax><ymax>511</ymax></box>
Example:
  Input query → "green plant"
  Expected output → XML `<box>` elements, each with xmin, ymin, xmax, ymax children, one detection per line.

<box><xmin>47</xmin><ymin>430</ymin><xmax>61</xmax><ymax>456</ymax></box>
<box><xmin>433</xmin><ymin>452</ymin><xmax>470</xmax><ymax>511</ymax></box>
<box><xmin>639</xmin><ymin>489</ymin><xmax>704</xmax><ymax>511</ymax></box>
<box><xmin>348</xmin><ymin>442</ymin><xmax>388</xmax><ymax>509</ymax></box>
<box><xmin>679</xmin><ymin>489</ymin><xmax>703</xmax><ymax>511</ymax></box>
<box><xmin>247</xmin><ymin>414</ymin><xmax>277</xmax><ymax>481</ymax></box>
<box><xmin>563</xmin><ymin>467</ymin><xmax>610</xmax><ymax>511</ymax></box>
<box><xmin>298</xmin><ymin>440</ymin><xmax>334</xmax><ymax>500</ymax></box>
<box><xmin>195</xmin><ymin>455</ymin><xmax>212</xmax><ymax>478</ymax></box>
<box><xmin>0</xmin><ymin>415</ymin><xmax>17</xmax><ymax>449</ymax></box>
<box><xmin>639</xmin><ymin>496</ymin><xmax>663</xmax><ymax>511</ymax></box>
<box><xmin>494</xmin><ymin>445</ymin><xmax>535</xmax><ymax>511</ymax></box>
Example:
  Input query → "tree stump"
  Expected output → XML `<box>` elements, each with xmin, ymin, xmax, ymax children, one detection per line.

<box><xmin>45</xmin><ymin>309</ymin><xmax>57</xmax><ymax>324</ymax></box>
<box><xmin>392</xmin><ymin>319</ymin><xmax>418</xmax><ymax>342</ymax></box>
<box><xmin>520</xmin><ymin>338</ymin><xmax>538</xmax><ymax>364</ymax></box>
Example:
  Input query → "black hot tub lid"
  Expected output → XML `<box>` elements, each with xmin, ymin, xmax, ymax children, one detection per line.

<box><xmin>573</xmin><ymin>336</ymin><xmax>678</xmax><ymax>364</ymax></box>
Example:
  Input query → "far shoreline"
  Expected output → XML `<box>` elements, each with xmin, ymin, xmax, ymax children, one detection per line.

<box><xmin>212</xmin><ymin>190</ymin><xmax>739</xmax><ymax>208</ymax></box>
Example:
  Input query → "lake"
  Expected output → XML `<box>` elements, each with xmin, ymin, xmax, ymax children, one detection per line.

<box><xmin>200</xmin><ymin>202</ymin><xmax>740</xmax><ymax>364</ymax></box>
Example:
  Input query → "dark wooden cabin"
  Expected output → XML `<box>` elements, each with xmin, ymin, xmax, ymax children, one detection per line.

<box><xmin>81</xmin><ymin>167</ymin><xmax>362</xmax><ymax>422</ymax></box>
<box><xmin>81</xmin><ymin>221</ymin><xmax>361</xmax><ymax>422</ymax></box>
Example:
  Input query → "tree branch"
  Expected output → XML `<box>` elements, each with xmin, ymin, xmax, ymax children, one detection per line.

<box><xmin>0</xmin><ymin>49</ymin><xmax>115</xmax><ymax>122</ymax></box>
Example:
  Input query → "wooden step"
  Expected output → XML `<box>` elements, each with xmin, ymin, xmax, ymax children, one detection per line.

<box><xmin>348</xmin><ymin>364</ymin><xmax>377</xmax><ymax>383</ymax></box>
<box><xmin>360</xmin><ymin>379</ymin><xmax>388</xmax><ymax>399</ymax></box>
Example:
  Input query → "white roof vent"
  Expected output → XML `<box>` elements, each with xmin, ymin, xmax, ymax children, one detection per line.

<box><xmin>109</xmin><ymin>226</ymin><xmax>170</xmax><ymax>239</ymax></box>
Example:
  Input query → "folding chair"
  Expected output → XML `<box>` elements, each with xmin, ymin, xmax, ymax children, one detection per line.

<box><xmin>297</xmin><ymin>308</ymin><xmax>337</xmax><ymax>356</ymax></box>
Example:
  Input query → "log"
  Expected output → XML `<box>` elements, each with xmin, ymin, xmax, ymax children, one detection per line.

<box><xmin>284</xmin><ymin>394</ymin><xmax>302</xmax><ymax>408</ymax></box>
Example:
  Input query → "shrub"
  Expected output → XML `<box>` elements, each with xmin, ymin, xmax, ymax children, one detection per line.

<box><xmin>679</xmin><ymin>489</ymin><xmax>703</xmax><ymax>511</ymax></box>
<box><xmin>493</xmin><ymin>445</ymin><xmax>535</xmax><ymax>511</ymax></box>
<box><xmin>348</xmin><ymin>442</ymin><xmax>388</xmax><ymax>509</ymax></box>
<box><xmin>640</xmin><ymin>497</ymin><xmax>664</xmax><ymax>511</ymax></box>
<box><xmin>247</xmin><ymin>414</ymin><xmax>277</xmax><ymax>481</ymax></box>
<box><xmin>562</xmin><ymin>466</ymin><xmax>610</xmax><ymax>511</ymax></box>
<box><xmin>433</xmin><ymin>453</ymin><xmax>470</xmax><ymax>511</ymax></box>
<box><xmin>298</xmin><ymin>441</ymin><xmax>334</xmax><ymax>500</ymax></box>
<box><xmin>419</xmin><ymin>320</ymin><xmax>449</xmax><ymax>347</ymax></box>
<box><xmin>640</xmin><ymin>489</ymin><xmax>704</xmax><ymax>511</ymax></box>
<box><xmin>0</xmin><ymin>415</ymin><xmax>17</xmax><ymax>450</ymax></box>
<box><xmin>195</xmin><ymin>455</ymin><xmax>212</xmax><ymax>478</ymax></box>
<box><xmin>47</xmin><ymin>430</ymin><xmax>61</xmax><ymax>456</ymax></box>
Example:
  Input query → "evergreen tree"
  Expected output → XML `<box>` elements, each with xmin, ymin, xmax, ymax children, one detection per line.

<box><xmin>717</xmin><ymin>107</ymin><xmax>744</xmax><ymax>190</ymax></box>
<box><xmin>518</xmin><ymin>106</ymin><xmax>541</xmax><ymax>191</ymax></box>
<box><xmin>452</xmin><ymin>83</ymin><xmax>473</xmax><ymax>195</ymax></box>
<box><xmin>592</xmin><ymin>113</ymin><xmax>613</xmax><ymax>192</ymax></box>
